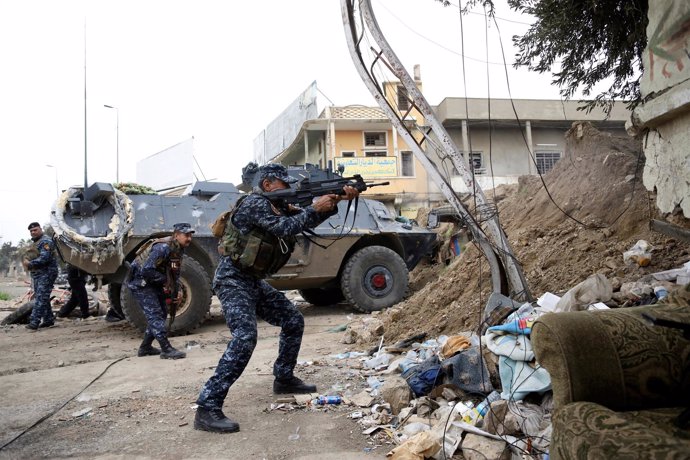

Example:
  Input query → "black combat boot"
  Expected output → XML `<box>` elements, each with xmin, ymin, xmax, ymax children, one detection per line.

<box><xmin>194</xmin><ymin>407</ymin><xmax>240</xmax><ymax>433</ymax></box>
<box><xmin>158</xmin><ymin>337</ymin><xmax>186</xmax><ymax>360</ymax></box>
<box><xmin>137</xmin><ymin>332</ymin><xmax>161</xmax><ymax>357</ymax></box>
<box><xmin>273</xmin><ymin>376</ymin><xmax>317</xmax><ymax>394</ymax></box>
<box><xmin>104</xmin><ymin>307</ymin><xmax>125</xmax><ymax>323</ymax></box>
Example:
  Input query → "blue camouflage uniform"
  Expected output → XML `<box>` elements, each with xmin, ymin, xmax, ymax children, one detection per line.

<box><xmin>127</xmin><ymin>239</ymin><xmax>183</xmax><ymax>342</ymax></box>
<box><xmin>27</xmin><ymin>234</ymin><xmax>59</xmax><ymax>328</ymax></box>
<box><xmin>196</xmin><ymin>192</ymin><xmax>336</xmax><ymax>411</ymax></box>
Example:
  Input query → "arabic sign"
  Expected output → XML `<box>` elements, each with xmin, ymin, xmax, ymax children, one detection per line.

<box><xmin>334</xmin><ymin>156</ymin><xmax>397</xmax><ymax>178</ymax></box>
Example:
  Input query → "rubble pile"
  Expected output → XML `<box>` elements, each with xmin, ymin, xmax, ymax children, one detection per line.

<box><xmin>374</xmin><ymin>122</ymin><xmax>690</xmax><ymax>344</ymax></box>
<box><xmin>330</xmin><ymin>122</ymin><xmax>690</xmax><ymax>458</ymax></box>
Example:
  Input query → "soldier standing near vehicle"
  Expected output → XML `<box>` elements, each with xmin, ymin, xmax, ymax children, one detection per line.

<box><xmin>23</xmin><ymin>222</ymin><xmax>59</xmax><ymax>330</ymax></box>
<box><xmin>126</xmin><ymin>223</ymin><xmax>194</xmax><ymax>360</ymax></box>
<box><xmin>194</xmin><ymin>163</ymin><xmax>359</xmax><ymax>433</ymax></box>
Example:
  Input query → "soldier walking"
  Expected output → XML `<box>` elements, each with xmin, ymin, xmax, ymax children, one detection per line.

<box><xmin>126</xmin><ymin>223</ymin><xmax>194</xmax><ymax>360</ymax></box>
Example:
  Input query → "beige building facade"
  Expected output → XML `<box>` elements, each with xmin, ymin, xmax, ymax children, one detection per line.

<box><xmin>259</xmin><ymin>80</ymin><xmax>630</xmax><ymax>219</ymax></box>
<box><xmin>434</xmin><ymin>97</ymin><xmax>630</xmax><ymax>200</ymax></box>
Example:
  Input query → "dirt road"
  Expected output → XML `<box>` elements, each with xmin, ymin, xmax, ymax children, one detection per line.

<box><xmin>0</xmin><ymin>282</ymin><xmax>388</xmax><ymax>460</ymax></box>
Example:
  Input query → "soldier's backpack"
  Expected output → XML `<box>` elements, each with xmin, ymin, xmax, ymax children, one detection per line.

<box><xmin>210</xmin><ymin>211</ymin><xmax>231</xmax><ymax>238</ymax></box>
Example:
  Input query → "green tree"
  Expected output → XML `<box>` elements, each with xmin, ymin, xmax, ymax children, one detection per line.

<box><xmin>508</xmin><ymin>0</ymin><xmax>647</xmax><ymax>114</ymax></box>
<box><xmin>434</xmin><ymin>0</ymin><xmax>648</xmax><ymax>114</ymax></box>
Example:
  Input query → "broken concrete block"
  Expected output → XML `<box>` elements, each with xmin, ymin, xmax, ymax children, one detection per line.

<box><xmin>350</xmin><ymin>390</ymin><xmax>376</xmax><ymax>408</ymax></box>
<box><xmin>380</xmin><ymin>376</ymin><xmax>411</xmax><ymax>415</ymax></box>
<box><xmin>482</xmin><ymin>400</ymin><xmax>522</xmax><ymax>436</ymax></box>
<box><xmin>462</xmin><ymin>433</ymin><xmax>511</xmax><ymax>460</ymax></box>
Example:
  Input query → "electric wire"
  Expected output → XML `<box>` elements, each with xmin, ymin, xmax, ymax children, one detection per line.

<box><xmin>0</xmin><ymin>356</ymin><xmax>127</xmax><ymax>451</ymax></box>
<box><xmin>345</xmin><ymin>4</ymin><xmax>548</xmax><ymax>451</ymax></box>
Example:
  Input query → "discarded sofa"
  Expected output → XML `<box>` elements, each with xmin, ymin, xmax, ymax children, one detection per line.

<box><xmin>532</xmin><ymin>301</ymin><xmax>690</xmax><ymax>459</ymax></box>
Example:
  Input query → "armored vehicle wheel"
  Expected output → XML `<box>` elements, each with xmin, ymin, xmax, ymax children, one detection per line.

<box><xmin>120</xmin><ymin>255</ymin><xmax>212</xmax><ymax>334</ymax></box>
<box><xmin>1</xmin><ymin>301</ymin><xmax>34</xmax><ymax>325</ymax></box>
<box><xmin>298</xmin><ymin>287</ymin><xmax>345</xmax><ymax>306</ymax></box>
<box><xmin>86</xmin><ymin>294</ymin><xmax>104</xmax><ymax>315</ymax></box>
<box><xmin>341</xmin><ymin>246</ymin><xmax>409</xmax><ymax>313</ymax></box>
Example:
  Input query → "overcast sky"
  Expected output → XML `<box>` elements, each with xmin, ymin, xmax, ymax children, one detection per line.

<box><xmin>0</xmin><ymin>0</ymin><xmax>567</xmax><ymax>245</ymax></box>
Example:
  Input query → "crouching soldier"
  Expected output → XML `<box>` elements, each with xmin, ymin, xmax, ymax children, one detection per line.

<box><xmin>126</xmin><ymin>223</ymin><xmax>194</xmax><ymax>360</ymax></box>
<box><xmin>194</xmin><ymin>163</ymin><xmax>360</xmax><ymax>433</ymax></box>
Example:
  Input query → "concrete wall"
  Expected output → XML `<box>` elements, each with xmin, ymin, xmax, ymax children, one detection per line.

<box><xmin>631</xmin><ymin>0</ymin><xmax>690</xmax><ymax>216</ymax></box>
<box><xmin>436</xmin><ymin>98</ymin><xmax>630</xmax><ymax>123</ymax></box>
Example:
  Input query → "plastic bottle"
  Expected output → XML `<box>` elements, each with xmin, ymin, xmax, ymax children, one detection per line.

<box><xmin>454</xmin><ymin>400</ymin><xmax>474</xmax><ymax>417</ymax></box>
<box><xmin>316</xmin><ymin>395</ymin><xmax>342</xmax><ymax>405</ymax></box>
<box><xmin>461</xmin><ymin>391</ymin><xmax>501</xmax><ymax>424</ymax></box>
<box><xmin>476</xmin><ymin>390</ymin><xmax>501</xmax><ymax>417</ymax></box>
<box><xmin>654</xmin><ymin>286</ymin><xmax>668</xmax><ymax>300</ymax></box>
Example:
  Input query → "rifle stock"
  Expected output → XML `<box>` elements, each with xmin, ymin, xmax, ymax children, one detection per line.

<box><xmin>262</xmin><ymin>174</ymin><xmax>389</xmax><ymax>208</ymax></box>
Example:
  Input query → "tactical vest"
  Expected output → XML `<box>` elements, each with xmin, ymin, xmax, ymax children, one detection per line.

<box><xmin>163</xmin><ymin>240</ymin><xmax>182</xmax><ymax>279</ymax></box>
<box><xmin>131</xmin><ymin>237</ymin><xmax>182</xmax><ymax>283</ymax></box>
<box><xmin>218</xmin><ymin>196</ymin><xmax>296</xmax><ymax>278</ymax></box>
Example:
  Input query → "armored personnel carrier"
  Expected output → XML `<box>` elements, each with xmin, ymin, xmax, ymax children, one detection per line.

<box><xmin>50</xmin><ymin>164</ymin><xmax>436</xmax><ymax>334</ymax></box>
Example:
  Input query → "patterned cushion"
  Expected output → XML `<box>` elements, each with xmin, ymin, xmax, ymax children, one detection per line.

<box><xmin>532</xmin><ymin>300</ymin><xmax>690</xmax><ymax>459</ymax></box>
<box><xmin>551</xmin><ymin>402</ymin><xmax>690</xmax><ymax>460</ymax></box>
<box><xmin>532</xmin><ymin>303</ymin><xmax>690</xmax><ymax>411</ymax></box>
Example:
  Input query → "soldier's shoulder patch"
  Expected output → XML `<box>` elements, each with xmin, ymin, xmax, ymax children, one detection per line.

<box><xmin>43</xmin><ymin>243</ymin><xmax>51</xmax><ymax>251</ymax></box>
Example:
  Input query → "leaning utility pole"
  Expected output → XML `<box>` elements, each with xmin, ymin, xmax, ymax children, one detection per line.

<box><xmin>341</xmin><ymin>0</ymin><xmax>531</xmax><ymax>301</ymax></box>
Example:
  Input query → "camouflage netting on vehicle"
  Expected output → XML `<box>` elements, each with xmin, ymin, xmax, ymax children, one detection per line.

<box><xmin>114</xmin><ymin>183</ymin><xmax>158</xmax><ymax>195</ymax></box>
<box><xmin>51</xmin><ymin>187</ymin><xmax>134</xmax><ymax>267</ymax></box>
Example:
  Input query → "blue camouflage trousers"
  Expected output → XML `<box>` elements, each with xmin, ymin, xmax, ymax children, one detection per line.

<box><xmin>29</xmin><ymin>270</ymin><xmax>57</xmax><ymax>327</ymax></box>
<box><xmin>129</xmin><ymin>285</ymin><xmax>168</xmax><ymax>341</ymax></box>
<box><xmin>196</xmin><ymin>274</ymin><xmax>305</xmax><ymax>411</ymax></box>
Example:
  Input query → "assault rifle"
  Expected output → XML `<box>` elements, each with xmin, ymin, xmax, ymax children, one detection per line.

<box><xmin>165</xmin><ymin>266</ymin><xmax>180</xmax><ymax>329</ymax></box>
<box><xmin>261</xmin><ymin>174</ymin><xmax>390</xmax><ymax>208</ymax></box>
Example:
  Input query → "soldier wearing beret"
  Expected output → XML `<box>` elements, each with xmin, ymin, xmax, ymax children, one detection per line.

<box><xmin>126</xmin><ymin>223</ymin><xmax>195</xmax><ymax>360</ymax></box>
<box><xmin>194</xmin><ymin>163</ymin><xmax>359</xmax><ymax>433</ymax></box>
<box><xmin>24</xmin><ymin>222</ymin><xmax>59</xmax><ymax>330</ymax></box>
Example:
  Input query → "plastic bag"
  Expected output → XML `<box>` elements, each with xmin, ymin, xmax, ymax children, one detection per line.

<box><xmin>623</xmin><ymin>240</ymin><xmax>652</xmax><ymax>267</ymax></box>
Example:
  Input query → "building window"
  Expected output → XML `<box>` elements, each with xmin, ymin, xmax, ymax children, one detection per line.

<box><xmin>535</xmin><ymin>152</ymin><xmax>561</xmax><ymax>174</ymax></box>
<box><xmin>364</xmin><ymin>132</ymin><xmax>387</xmax><ymax>147</ymax></box>
<box><xmin>341</xmin><ymin>151</ymin><xmax>355</xmax><ymax>157</ymax></box>
<box><xmin>400</xmin><ymin>151</ymin><xmax>414</xmax><ymax>177</ymax></box>
<box><xmin>365</xmin><ymin>151</ymin><xmax>387</xmax><ymax>157</ymax></box>
<box><xmin>397</xmin><ymin>85</ymin><xmax>409</xmax><ymax>111</ymax></box>
<box><xmin>453</xmin><ymin>152</ymin><xmax>484</xmax><ymax>175</ymax></box>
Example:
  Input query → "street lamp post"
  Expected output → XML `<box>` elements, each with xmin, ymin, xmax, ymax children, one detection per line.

<box><xmin>104</xmin><ymin>104</ymin><xmax>119</xmax><ymax>184</ymax></box>
<box><xmin>46</xmin><ymin>164</ymin><xmax>59</xmax><ymax>198</ymax></box>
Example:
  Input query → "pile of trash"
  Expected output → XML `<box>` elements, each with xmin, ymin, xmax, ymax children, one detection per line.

<box><xmin>307</xmin><ymin>122</ymin><xmax>690</xmax><ymax>458</ymax></box>
<box><xmin>289</xmin><ymin>258</ymin><xmax>686</xmax><ymax>459</ymax></box>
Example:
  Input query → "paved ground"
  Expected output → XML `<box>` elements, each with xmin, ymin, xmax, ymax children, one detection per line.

<box><xmin>0</xmin><ymin>278</ymin><xmax>389</xmax><ymax>460</ymax></box>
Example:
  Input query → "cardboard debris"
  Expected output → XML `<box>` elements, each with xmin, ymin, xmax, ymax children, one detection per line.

<box><xmin>294</xmin><ymin>393</ymin><xmax>318</xmax><ymax>405</ymax></box>
<box><xmin>386</xmin><ymin>431</ymin><xmax>442</xmax><ymax>460</ymax></box>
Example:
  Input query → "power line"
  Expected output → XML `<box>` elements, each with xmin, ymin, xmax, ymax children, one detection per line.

<box><xmin>376</xmin><ymin>0</ymin><xmax>508</xmax><ymax>66</ymax></box>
